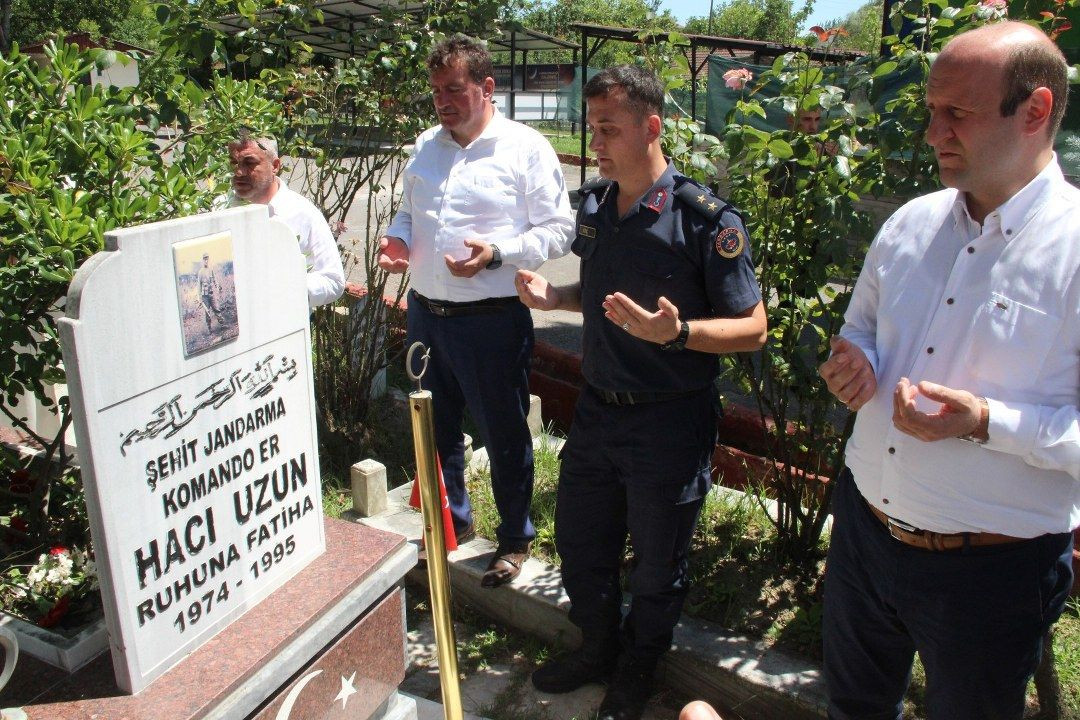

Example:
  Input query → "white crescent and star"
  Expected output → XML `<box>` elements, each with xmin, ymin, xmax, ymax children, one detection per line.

<box><xmin>272</xmin><ymin>668</ymin><xmax>359</xmax><ymax>719</ymax></box>
<box><xmin>334</xmin><ymin>671</ymin><xmax>358</xmax><ymax>708</ymax></box>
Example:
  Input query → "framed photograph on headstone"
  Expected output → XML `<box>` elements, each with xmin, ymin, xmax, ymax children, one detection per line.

<box><xmin>173</xmin><ymin>232</ymin><xmax>240</xmax><ymax>357</ymax></box>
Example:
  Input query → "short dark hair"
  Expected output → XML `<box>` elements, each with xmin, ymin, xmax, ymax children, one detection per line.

<box><xmin>583</xmin><ymin>65</ymin><xmax>664</xmax><ymax>121</ymax></box>
<box><xmin>427</xmin><ymin>34</ymin><xmax>494</xmax><ymax>84</ymax></box>
<box><xmin>999</xmin><ymin>41</ymin><xmax>1068</xmax><ymax>136</ymax></box>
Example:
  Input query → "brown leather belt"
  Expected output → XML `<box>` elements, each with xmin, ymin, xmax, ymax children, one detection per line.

<box><xmin>866</xmin><ymin>502</ymin><xmax>1025</xmax><ymax>551</ymax></box>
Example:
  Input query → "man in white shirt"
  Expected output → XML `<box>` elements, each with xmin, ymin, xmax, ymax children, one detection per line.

<box><xmin>819</xmin><ymin>22</ymin><xmax>1078</xmax><ymax>720</ymax></box>
<box><xmin>228</xmin><ymin>134</ymin><xmax>345</xmax><ymax>308</ymax></box>
<box><xmin>378</xmin><ymin>35</ymin><xmax>573</xmax><ymax>587</ymax></box>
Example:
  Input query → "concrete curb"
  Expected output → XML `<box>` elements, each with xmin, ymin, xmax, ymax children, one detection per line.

<box><xmin>357</xmin><ymin>475</ymin><xmax>828</xmax><ymax>720</ymax></box>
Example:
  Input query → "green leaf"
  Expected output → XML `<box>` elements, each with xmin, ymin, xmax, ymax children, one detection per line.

<box><xmin>768</xmin><ymin>139</ymin><xmax>794</xmax><ymax>159</ymax></box>
<box><xmin>834</xmin><ymin>155</ymin><xmax>851</xmax><ymax>179</ymax></box>
<box><xmin>156</xmin><ymin>4</ymin><xmax>170</xmax><ymax>25</ymax></box>
<box><xmin>872</xmin><ymin>61</ymin><xmax>897</xmax><ymax>78</ymax></box>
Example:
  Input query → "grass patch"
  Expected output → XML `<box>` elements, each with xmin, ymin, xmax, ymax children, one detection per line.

<box><xmin>687</xmin><ymin>484</ymin><xmax>826</xmax><ymax>659</ymax></box>
<box><xmin>1047</xmin><ymin>598</ymin><xmax>1080</xmax><ymax>718</ymax></box>
<box><xmin>465</xmin><ymin>431</ymin><xmax>563</xmax><ymax>564</ymax></box>
<box><xmin>543</xmin><ymin>132</ymin><xmax>585</xmax><ymax>157</ymax></box>
<box><xmin>320</xmin><ymin>471</ymin><xmax>352</xmax><ymax>519</ymax></box>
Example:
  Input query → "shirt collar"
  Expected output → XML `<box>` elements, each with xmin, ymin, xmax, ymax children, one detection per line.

<box><xmin>950</xmin><ymin>154</ymin><xmax>1064</xmax><ymax>241</ymax></box>
<box><xmin>266</xmin><ymin>177</ymin><xmax>288</xmax><ymax>216</ymax></box>
<box><xmin>640</xmin><ymin>160</ymin><xmax>678</xmax><ymax>211</ymax></box>
<box><xmin>436</xmin><ymin>106</ymin><xmax>503</xmax><ymax>148</ymax></box>
<box><xmin>620</xmin><ymin>160</ymin><xmax>677</xmax><ymax>218</ymax></box>
<box><xmin>993</xmin><ymin>154</ymin><xmax>1063</xmax><ymax>241</ymax></box>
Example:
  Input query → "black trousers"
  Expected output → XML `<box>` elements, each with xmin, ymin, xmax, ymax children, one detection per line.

<box><xmin>555</xmin><ymin>386</ymin><xmax>717</xmax><ymax>666</ymax></box>
<box><xmin>406</xmin><ymin>292</ymin><xmax>536</xmax><ymax>544</ymax></box>
<box><xmin>823</xmin><ymin>468</ymin><xmax>1074</xmax><ymax>720</ymax></box>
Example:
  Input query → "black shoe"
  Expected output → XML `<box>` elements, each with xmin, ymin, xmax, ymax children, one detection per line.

<box><xmin>531</xmin><ymin>646</ymin><xmax>618</xmax><ymax>694</ymax></box>
<box><xmin>596</xmin><ymin>660</ymin><xmax>654</xmax><ymax>720</ymax></box>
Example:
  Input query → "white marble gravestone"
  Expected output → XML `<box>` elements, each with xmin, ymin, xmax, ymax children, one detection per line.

<box><xmin>58</xmin><ymin>206</ymin><xmax>325</xmax><ymax>694</ymax></box>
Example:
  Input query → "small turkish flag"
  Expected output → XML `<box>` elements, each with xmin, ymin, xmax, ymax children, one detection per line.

<box><xmin>408</xmin><ymin>455</ymin><xmax>458</xmax><ymax>552</ymax></box>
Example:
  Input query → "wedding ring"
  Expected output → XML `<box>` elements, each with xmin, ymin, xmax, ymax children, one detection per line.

<box><xmin>622</xmin><ymin>322</ymin><xmax>630</xmax><ymax>331</ymax></box>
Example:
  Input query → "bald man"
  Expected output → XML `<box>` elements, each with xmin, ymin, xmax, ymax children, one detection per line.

<box><xmin>819</xmin><ymin>22</ymin><xmax>1078</xmax><ymax>720</ymax></box>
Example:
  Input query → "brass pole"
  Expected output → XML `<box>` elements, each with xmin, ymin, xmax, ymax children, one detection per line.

<box><xmin>409</xmin><ymin>388</ymin><xmax>464</xmax><ymax>720</ymax></box>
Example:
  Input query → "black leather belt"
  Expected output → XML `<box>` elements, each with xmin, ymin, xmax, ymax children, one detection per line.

<box><xmin>412</xmin><ymin>291</ymin><xmax>520</xmax><ymax>317</ymax></box>
<box><xmin>590</xmin><ymin>385</ymin><xmax>703</xmax><ymax>406</ymax></box>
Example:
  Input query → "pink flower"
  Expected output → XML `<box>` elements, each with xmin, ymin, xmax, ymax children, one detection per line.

<box><xmin>723</xmin><ymin>68</ymin><xmax>753</xmax><ymax>91</ymax></box>
<box><xmin>980</xmin><ymin>0</ymin><xmax>1007</xmax><ymax>11</ymax></box>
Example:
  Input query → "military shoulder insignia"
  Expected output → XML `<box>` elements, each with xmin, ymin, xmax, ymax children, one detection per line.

<box><xmin>579</xmin><ymin>224</ymin><xmax>597</xmax><ymax>238</ymax></box>
<box><xmin>715</xmin><ymin>226</ymin><xmax>745</xmax><ymax>258</ymax></box>
<box><xmin>675</xmin><ymin>181</ymin><xmax>726</xmax><ymax>222</ymax></box>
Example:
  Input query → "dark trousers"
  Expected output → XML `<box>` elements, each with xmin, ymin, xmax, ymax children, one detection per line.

<box><xmin>823</xmin><ymin>468</ymin><xmax>1074</xmax><ymax>720</ymax></box>
<box><xmin>556</xmin><ymin>386</ymin><xmax>716</xmax><ymax>667</ymax></box>
<box><xmin>406</xmin><ymin>291</ymin><xmax>536</xmax><ymax>544</ymax></box>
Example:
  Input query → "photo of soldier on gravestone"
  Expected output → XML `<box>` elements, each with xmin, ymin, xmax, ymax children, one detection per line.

<box><xmin>173</xmin><ymin>232</ymin><xmax>239</xmax><ymax>356</ymax></box>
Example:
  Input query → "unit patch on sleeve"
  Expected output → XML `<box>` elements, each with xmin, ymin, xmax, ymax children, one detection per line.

<box><xmin>715</xmin><ymin>226</ymin><xmax>745</xmax><ymax>258</ymax></box>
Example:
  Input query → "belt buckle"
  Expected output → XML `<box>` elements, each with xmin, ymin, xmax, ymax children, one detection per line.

<box><xmin>886</xmin><ymin>516</ymin><xmax>921</xmax><ymax>543</ymax></box>
<box><xmin>431</xmin><ymin>303</ymin><xmax>448</xmax><ymax>317</ymax></box>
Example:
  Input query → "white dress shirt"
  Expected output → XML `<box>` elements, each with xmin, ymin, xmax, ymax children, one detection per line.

<box><xmin>385</xmin><ymin>110</ymin><xmax>574</xmax><ymax>302</ymax></box>
<box><xmin>265</xmin><ymin>179</ymin><xmax>345</xmax><ymax>308</ymax></box>
<box><xmin>842</xmin><ymin>157</ymin><xmax>1080</xmax><ymax>537</ymax></box>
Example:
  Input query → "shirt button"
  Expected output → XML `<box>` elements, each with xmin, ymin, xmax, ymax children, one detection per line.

<box><xmin>946</xmin><ymin>298</ymin><xmax>954</xmax><ymax>305</ymax></box>
<box><xmin>888</xmin><ymin>447</ymin><xmax>896</xmax><ymax>454</ymax></box>
<box><xmin>882</xmin><ymin>497</ymin><xmax>890</xmax><ymax>504</ymax></box>
<box><xmin>1005</xmin><ymin>228</ymin><xmax>1013</xmax><ymax>235</ymax></box>
<box><xmin>926</xmin><ymin>347</ymin><xmax>934</xmax><ymax>354</ymax></box>
<box><xmin>967</xmin><ymin>246</ymin><xmax>975</xmax><ymax>254</ymax></box>
<box><xmin>612</xmin><ymin>227</ymin><xmax>620</xmax><ymax>234</ymax></box>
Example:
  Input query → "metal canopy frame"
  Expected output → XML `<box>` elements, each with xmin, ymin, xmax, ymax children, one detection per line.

<box><xmin>571</xmin><ymin>22</ymin><xmax>865</xmax><ymax>181</ymax></box>
<box><xmin>217</xmin><ymin>3</ymin><xmax>578</xmax><ymax>118</ymax></box>
<box><xmin>216</xmin><ymin>0</ymin><xmax>428</xmax><ymax>60</ymax></box>
<box><xmin>487</xmin><ymin>26</ymin><xmax>578</xmax><ymax>119</ymax></box>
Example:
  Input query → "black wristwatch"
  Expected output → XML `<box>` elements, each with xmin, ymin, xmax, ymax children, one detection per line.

<box><xmin>485</xmin><ymin>244</ymin><xmax>503</xmax><ymax>270</ymax></box>
<box><xmin>661</xmin><ymin>321</ymin><xmax>690</xmax><ymax>351</ymax></box>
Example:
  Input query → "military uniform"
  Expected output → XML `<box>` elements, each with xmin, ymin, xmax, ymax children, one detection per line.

<box><xmin>556</xmin><ymin>161</ymin><xmax>761</xmax><ymax>668</ymax></box>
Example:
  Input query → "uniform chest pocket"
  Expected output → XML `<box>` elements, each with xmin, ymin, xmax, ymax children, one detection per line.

<box><xmin>966</xmin><ymin>293</ymin><xmax>1061</xmax><ymax>390</ymax></box>
<box><xmin>572</xmin><ymin>233</ymin><xmax>598</xmax><ymax>259</ymax></box>
<box><xmin>623</xmin><ymin>248</ymin><xmax>679</xmax><ymax>308</ymax></box>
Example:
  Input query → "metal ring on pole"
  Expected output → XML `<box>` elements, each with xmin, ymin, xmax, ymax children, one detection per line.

<box><xmin>406</xmin><ymin>341</ymin><xmax>430</xmax><ymax>393</ymax></box>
